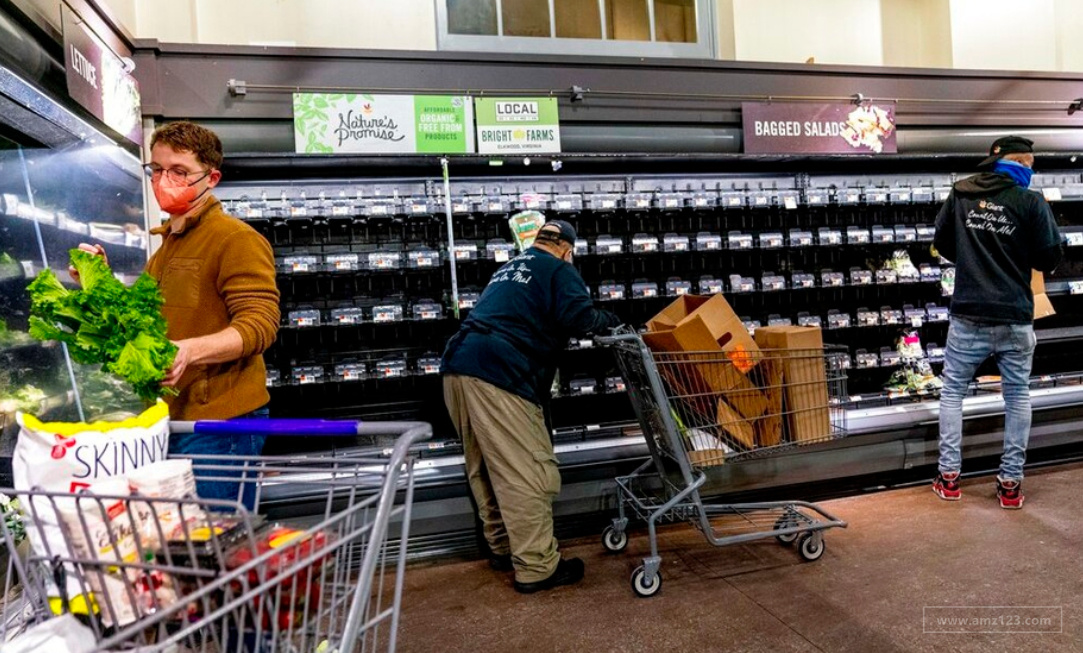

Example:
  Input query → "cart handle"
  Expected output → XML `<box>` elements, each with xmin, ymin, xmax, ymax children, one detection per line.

<box><xmin>172</xmin><ymin>418</ymin><xmax>411</xmax><ymax>437</ymax></box>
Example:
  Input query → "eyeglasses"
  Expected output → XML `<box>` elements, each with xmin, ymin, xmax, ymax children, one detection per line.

<box><xmin>143</xmin><ymin>165</ymin><xmax>211</xmax><ymax>184</ymax></box>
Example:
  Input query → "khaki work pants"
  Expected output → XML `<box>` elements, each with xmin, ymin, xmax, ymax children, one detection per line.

<box><xmin>443</xmin><ymin>374</ymin><xmax>561</xmax><ymax>583</ymax></box>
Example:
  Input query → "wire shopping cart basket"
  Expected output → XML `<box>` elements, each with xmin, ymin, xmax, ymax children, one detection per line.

<box><xmin>0</xmin><ymin>418</ymin><xmax>430</xmax><ymax>652</ymax></box>
<box><xmin>596</xmin><ymin>332</ymin><xmax>848</xmax><ymax>597</ymax></box>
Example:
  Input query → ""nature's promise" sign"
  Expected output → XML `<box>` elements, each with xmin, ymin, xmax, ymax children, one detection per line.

<box><xmin>293</xmin><ymin>93</ymin><xmax>475</xmax><ymax>154</ymax></box>
<box><xmin>742</xmin><ymin>102</ymin><xmax>897</xmax><ymax>154</ymax></box>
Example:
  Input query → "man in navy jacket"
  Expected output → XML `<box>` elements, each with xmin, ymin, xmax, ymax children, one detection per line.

<box><xmin>932</xmin><ymin>136</ymin><xmax>1063</xmax><ymax>508</ymax></box>
<box><xmin>442</xmin><ymin>220</ymin><xmax>621</xmax><ymax>592</ymax></box>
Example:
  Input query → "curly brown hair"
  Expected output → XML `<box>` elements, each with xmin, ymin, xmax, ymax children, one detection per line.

<box><xmin>150</xmin><ymin>121</ymin><xmax>224</xmax><ymax>169</ymax></box>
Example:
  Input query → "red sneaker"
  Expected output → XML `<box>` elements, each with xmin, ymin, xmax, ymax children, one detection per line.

<box><xmin>997</xmin><ymin>477</ymin><xmax>1024</xmax><ymax>510</ymax></box>
<box><xmin>933</xmin><ymin>472</ymin><xmax>962</xmax><ymax>501</ymax></box>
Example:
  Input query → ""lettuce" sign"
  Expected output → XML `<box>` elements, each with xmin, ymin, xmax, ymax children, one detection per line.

<box><xmin>293</xmin><ymin>93</ymin><xmax>475</xmax><ymax>154</ymax></box>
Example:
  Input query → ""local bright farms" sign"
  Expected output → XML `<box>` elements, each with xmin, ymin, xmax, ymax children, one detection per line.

<box><xmin>475</xmin><ymin>97</ymin><xmax>561</xmax><ymax>155</ymax></box>
<box><xmin>293</xmin><ymin>93</ymin><xmax>475</xmax><ymax>154</ymax></box>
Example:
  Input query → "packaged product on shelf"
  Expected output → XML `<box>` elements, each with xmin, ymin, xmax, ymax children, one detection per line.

<box><xmin>729</xmin><ymin>274</ymin><xmax>755</xmax><ymax>293</ymax></box>
<box><xmin>767</xmin><ymin>315</ymin><xmax>793</xmax><ymax>327</ymax></box>
<box><xmin>818</xmin><ymin>227</ymin><xmax>843</xmax><ymax>246</ymax></box>
<box><xmin>655</xmin><ymin>193</ymin><xmax>684</xmax><ymax>210</ymax></box>
<box><xmin>876</xmin><ymin>268</ymin><xmax>898</xmax><ymax>285</ymax></box>
<box><xmin>698</xmin><ymin>276</ymin><xmax>724</xmax><ymax>295</ymax></box>
<box><xmin>919</xmin><ymin>263</ymin><xmax>942</xmax><ymax>283</ymax></box>
<box><xmin>894</xmin><ymin>225</ymin><xmax>917</xmax><ymax>243</ymax></box>
<box><xmin>568</xmin><ymin>377</ymin><xmax>598</xmax><ymax>396</ymax></box>
<box><xmin>689</xmin><ymin>191</ymin><xmax>718</xmax><ymax>209</ymax></box>
<box><xmin>897</xmin><ymin>329</ymin><xmax>924</xmax><ymax>359</ymax></box>
<box><xmin>826</xmin><ymin>310</ymin><xmax>851</xmax><ymax>329</ymax></box>
<box><xmin>632</xmin><ymin>280</ymin><xmax>659</xmax><ymax>299</ymax></box>
<box><xmin>665</xmin><ymin>278</ymin><xmax>692</xmax><ymax>297</ymax></box>
<box><xmin>889</xmin><ymin>189</ymin><xmax>912</xmax><ymax>204</ymax></box>
<box><xmin>741</xmin><ymin>318</ymin><xmax>761</xmax><ymax>337</ymax></box>
<box><xmin>407</xmin><ymin>248</ymin><xmax>441</xmax><ymax>268</ymax></box>
<box><xmin>850</xmin><ymin>268</ymin><xmax>873</xmax><ymax>286</ymax></box>
<box><xmin>880</xmin><ymin>347</ymin><xmax>902</xmax><ymax>367</ymax></box>
<box><xmin>624</xmin><ymin>192</ymin><xmax>653</xmax><ymax>211</ymax></box>
<box><xmin>758</xmin><ymin>232</ymin><xmax>784</xmax><ymax>249</ymax></box>
<box><xmin>797</xmin><ymin>313</ymin><xmax>822</xmax><ymax>328</ymax></box>
<box><xmin>856</xmin><ymin>350</ymin><xmax>879</xmax><ymax>369</ymax></box>
<box><xmin>719</xmin><ymin>191</ymin><xmax>746</xmax><ymax>209</ymax></box>
<box><xmin>595</xmin><ymin>235</ymin><xmax>624</xmax><ymax>255</ymax></box>
<box><xmin>483</xmin><ymin>196</ymin><xmax>508</xmax><ymax>214</ymax></box>
<box><xmin>417</xmin><ymin>355</ymin><xmax>442</xmax><ymax>376</ymax></box>
<box><xmin>266</xmin><ymin>369</ymin><xmax>281</xmax><ymax>387</ymax></box>
<box><xmin>806</xmin><ymin>189</ymin><xmax>829</xmax><ymax>206</ymax></box>
<box><xmin>406</xmin><ymin>198</ymin><xmax>431</xmax><ymax>216</ymax></box>
<box><xmin>662</xmin><ymin>233</ymin><xmax>690</xmax><ymax>252</ymax></box>
<box><xmin>411</xmin><ymin>301</ymin><xmax>444</xmax><ymax>321</ymax></box>
<box><xmin>889</xmin><ymin>249</ymin><xmax>921</xmax><ymax>283</ymax></box>
<box><xmin>881</xmin><ymin>306</ymin><xmax>903</xmax><ymax>325</ymax></box>
<box><xmin>903</xmin><ymin>306</ymin><xmax>926</xmax><ymax>327</ymax></box>
<box><xmin>728</xmin><ymin>231</ymin><xmax>754</xmax><ymax>250</ymax></box>
<box><xmin>748</xmin><ymin>191</ymin><xmax>771</xmax><ymax>208</ymax></box>
<box><xmin>288</xmin><ymin>309</ymin><xmax>321</xmax><ymax>328</ymax></box>
<box><xmin>788</xmin><ymin>229</ymin><xmax>814</xmax><ymax>247</ymax></box>
<box><xmin>330</xmin><ymin>307</ymin><xmax>365</xmax><ymax>325</ymax></box>
<box><xmin>761</xmin><ymin>273</ymin><xmax>786</xmax><ymax>292</ymax></box>
<box><xmin>486</xmin><ymin>240</ymin><xmax>516</xmax><ymax>263</ymax></box>
<box><xmin>367</xmin><ymin>250</ymin><xmax>402</xmax><ymax>270</ymax></box>
<box><xmin>871</xmin><ymin>225</ymin><xmax>895</xmax><ymax>244</ymax></box>
<box><xmin>828</xmin><ymin>351</ymin><xmax>852</xmax><ymax>371</ymax></box>
<box><xmin>574</xmin><ymin>239</ymin><xmax>589</xmax><ymax>256</ymax></box>
<box><xmin>694</xmin><ymin>232</ymin><xmax>722</xmax><ymax>251</ymax></box>
<box><xmin>605</xmin><ymin>375</ymin><xmax>626</xmax><ymax>394</ymax></box>
<box><xmin>857</xmin><ymin>308</ymin><xmax>881</xmax><ymax>327</ymax></box>
<box><xmin>821</xmin><ymin>270</ymin><xmax>845</xmax><ymax>288</ymax></box>
<box><xmin>916</xmin><ymin>224</ymin><xmax>936</xmax><ymax>242</ymax></box>
<box><xmin>449</xmin><ymin>196</ymin><xmax>474</xmax><ymax>214</ymax></box>
<box><xmin>846</xmin><ymin>226</ymin><xmax>871</xmax><ymax>244</ymax></box>
<box><xmin>452</xmin><ymin>244</ymin><xmax>479</xmax><ymax>261</ymax></box>
<box><xmin>597</xmin><ymin>282</ymin><xmax>625</xmax><ymax>302</ymax></box>
<box><xmin>372</xmin><ymin>304</ymin><xmax>404</xmax><ymax>323</ymax></box>
<box><xmin>365</xmin><ymin>198</ymin><xmax>399</xmax><ymax>217</ymax></box>
<box><xmin>865</xmin><ymin>189</ymin><xmax>889</xmax><ymax>204</ymax></box>
<box><xmin>325</xmin><ymin>253</ymin><xmax>359</xmax><ymax>272</ymax></box>
<box><xmin>587</xmin><ymin>193</ymin><xmax>621</xmax><ymax>211</ymax></box>
<box><xmin>334</xmin><ymin>362</ymin><xmax>367</xmax><ymax>382</ymax></box>
<box><xmin>926</xmin><ymin>304</ymin><xmax>950</xmax><ymax>322</ymax></box>
<box><xmin>926</xmin><ymin>343</ymin><xmax>946</xmax><ymax>363</ymax></box>
<box><xmin>551</xmin><ymin>194</ymin><xmax>584</xmax><ymax>213</ymax></box>
<box><xmin>283</xmin><ymin>255</ymin><xmax>319</xmax><ymax>274</ymax></box>
<box><xmin>516</xmin><ymin>193</ymin><xmax>548</xmax><ymax>212</ymax></box>
<box><xmin>375</xmin><ymin>356</ymin><xmax>408</xmax><ymax>378</ymax></box>
<box><xmin>792</xmin><ymin>272</ymin><xmax>816</xmax><ymax>289</ymax></box>
<box><xmin>631</xmin><ymin>233</ymin><xmax>660</xmax><ymax>253</ymax></box>
<box><xmin>838</xmin><ymin>188</ymin><xmax>862</xmax><ymax>205</ymax></box>
<box><xmin>292</xmin><ymin>365</ymin><xmax>325</xmax><ymax>385</ymax></box>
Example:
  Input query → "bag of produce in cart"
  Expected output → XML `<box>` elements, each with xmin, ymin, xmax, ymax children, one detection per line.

<box><xmin>12</xmin><ymin>402</ymin><xmax>171</xmax><ymax>601</ymax></box>
<box><xmin>127</xmin><ymin>458</ymin><xmax>206</xmax><ymax>548</ymax></box>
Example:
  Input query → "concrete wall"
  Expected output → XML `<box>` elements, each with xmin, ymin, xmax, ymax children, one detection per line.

<box><xmin>730</xmin><ymin>0</ymin><xmax>884</xmax><ymax>65</ymax></box>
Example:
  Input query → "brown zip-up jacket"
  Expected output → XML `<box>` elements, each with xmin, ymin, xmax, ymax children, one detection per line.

<box><xmin>146</xmin><ymin>198</ymin><xmax>280</xmax><ymax>420</ymax></box>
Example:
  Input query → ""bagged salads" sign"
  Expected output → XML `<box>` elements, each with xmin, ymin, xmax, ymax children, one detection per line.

<box><xmin>293</xmin><ymin>93</ymin><xmax>475</xmax><ymax>154</ymax></box>
<box><xmin>475</xmin><ymin>97</ymin><xmax>561</xmax><ymax>154</ymax></box>
<box><xmin>742</xmin><ymin>102</ymin><xmax>897</xmax><ymax>154</ymax></box>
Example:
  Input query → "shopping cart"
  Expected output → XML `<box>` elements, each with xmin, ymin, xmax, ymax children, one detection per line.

<box><xmin>0</xmin><ymin>418</ymin><xmax>430</xmax><ymax>652</ymax></box>
<box><xmin>596</xmin><ymin>332</ymin><xmax>848</xmax><ymax>597</ymax></box>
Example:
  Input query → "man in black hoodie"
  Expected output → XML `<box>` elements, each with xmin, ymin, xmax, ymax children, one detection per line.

<box><xmin>932</xmin><ymin>136</ymin><xmax>1063</xmax><ymax>509</ymax></box>
<box><xmin>442</xmin><ymin>220</ymin><xmax>622</xmax><ymax>593</ymax></box>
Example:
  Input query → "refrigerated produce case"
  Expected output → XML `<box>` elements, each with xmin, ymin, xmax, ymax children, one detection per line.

<box><xmin>0</xmin><ymin>62</ymin><xmax>148</xmax><ymax>462</ymax></box>
<box><xmin>215</xmin><ymin>154</ymin><xmax>1083</xmax><ymax>555</ymax></box>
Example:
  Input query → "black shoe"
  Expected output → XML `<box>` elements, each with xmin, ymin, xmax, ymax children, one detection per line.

<box><xmin>513</xmin><ymin>558</ymin><xmax>585</xmax><ymax>594</ymax></box>
<box><xmin>489</xmin><ymin>553</ymin><xmax>513</xmax><ymax>572</ymax></box>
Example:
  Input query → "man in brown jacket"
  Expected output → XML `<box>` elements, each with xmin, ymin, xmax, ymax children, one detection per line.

<box><xmin>77</xmin><ymin>122</ymin><xmax>279</xmax><ymax>503</ymax></box>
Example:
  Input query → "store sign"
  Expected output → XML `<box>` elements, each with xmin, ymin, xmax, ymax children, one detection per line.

<box><xmin>293</xmin><ymin>93</ymin><xmax>475</xmax><ymax>154</ymax></box>
<box><xmin>475</xmin><ymin>97</ymin><xmax>561</xmax><ymax>154</ymax></box>
<box><xmin>61</xmin><ymin>4</ymin><xmax>142</xmax><ymax>144</ymax></box>
<box><xmin>742</xmin><ymin>102</ymin><xmax>897</xmax><ymax>154</ymax></box>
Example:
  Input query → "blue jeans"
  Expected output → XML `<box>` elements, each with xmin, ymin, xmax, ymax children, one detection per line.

<box><xmin>938</xmin><ymin>316</ymin><xmax>1036</xmax><ymax>481</ymax></box>
<box><xmin>169</xmin><ymin>407</ymin><xmax>269</xmax><ymax>511</ymax></box>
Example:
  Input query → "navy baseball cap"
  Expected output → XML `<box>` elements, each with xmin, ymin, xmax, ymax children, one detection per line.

<box><xmin>536</xmin><ymin>220</ymin><xmax>577</xmax><ymax>245</ymax></box>
<box><xmin>979</xmin><ymin>135</ymin><xmax>1034</xmax><ymax>168</ymax></box>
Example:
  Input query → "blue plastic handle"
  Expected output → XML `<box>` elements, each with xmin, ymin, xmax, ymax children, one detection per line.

<box><xmin>191</xmin><ymin>418</ymin><xmax>361</xmax><ymax>437</ymax></box>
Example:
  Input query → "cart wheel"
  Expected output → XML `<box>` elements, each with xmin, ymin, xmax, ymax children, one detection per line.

<box><xmin>631</xmin><ymin>566</ymin><xmax>662</xmax><ymax>598</ymax></box>
<box><xmin>773</xmin><ymin>516</ymin><xmax>800</xmax><ymax>545</ymax></box>
<box><xmin>798</xmin><ymin>533</ymin><xmax>826</xmax><ymax>562</ymax></box>
<box><xmin>602</xmin><ymin>526</ymin><xmax>629</xmax><ymax>553</ymax></box>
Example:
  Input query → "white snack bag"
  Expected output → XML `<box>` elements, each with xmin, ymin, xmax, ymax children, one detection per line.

<box><xmin>55</xmin><ymin>477</ymin><xmax>144</xmax><ymax>628</ymax></box>
<box><xmin>128</xmin><ymin>458</ymin><xmax>205</xmax><ymax>547</ymax></box>
<box><xmin>12</xmin><ymin>402</ymin><xmax>170</xmax><ymax>600</ymax></box>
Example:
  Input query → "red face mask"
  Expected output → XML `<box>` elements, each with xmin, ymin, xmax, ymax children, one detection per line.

<box><xmin>153</xmin><ymin>171</ymin><xmax>211</xmax><ymax>215</ymax></box>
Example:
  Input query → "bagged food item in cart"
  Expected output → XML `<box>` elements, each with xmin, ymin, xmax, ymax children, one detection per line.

<box><xmin>127</xmin><ymin>459</ymin><xmax>206</xmax><ymax>547</ymax></box>
<box><xmin>55</xmin><ymin>477</ymin><xmax>150</xmax><ymax>628</ymax></box>
<box><xmin>12</xmin><ymin>402</ymin><xmax>171</xmax><ymax>599</ymax></box>
<box><xmin>224</xmin><ymin>524</ymin><xmax>337</xmax><ymax>628</ymax></box>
